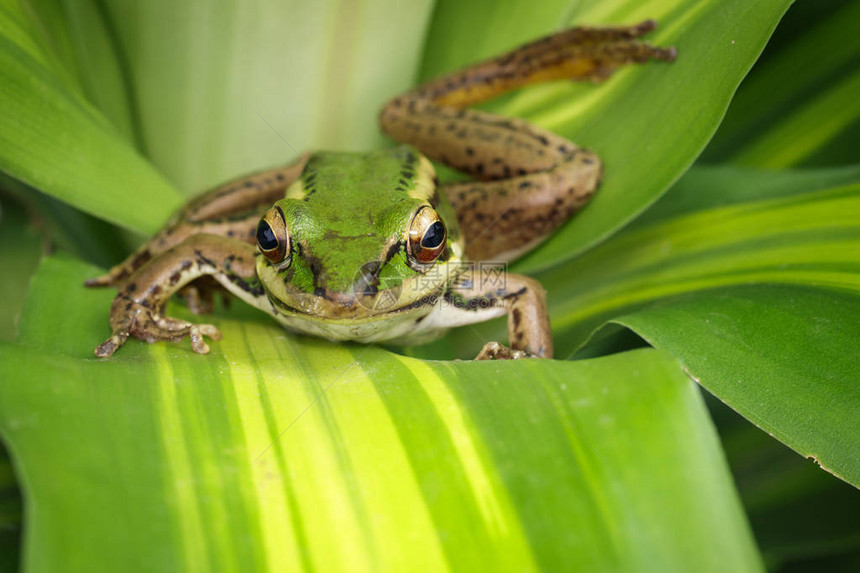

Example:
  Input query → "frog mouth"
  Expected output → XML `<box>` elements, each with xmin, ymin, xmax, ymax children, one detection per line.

<box><xmin>267</xmin><ymin>287</ymin><xmax>434</xmax><ymax>321</ymax></box>
<box><xmin>266</xmin><ymin>267</ymin><xmax>447</xmax><ymax>320</ymax></box>
<box><xmin>258</xmin><ymin>252</ymin><xmax>452</xmax><ymax>320</ymax></box>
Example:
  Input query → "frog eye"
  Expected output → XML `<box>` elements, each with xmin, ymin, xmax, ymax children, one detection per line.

<box><xmin>256</xmin><ymin>207</ymin><xmax>291</xmax><ymax>265</ymax></box>
<box><xmin>407</xmin><ymin>206</ymin><xmax>447</xmax><ymax>266</ymax></box>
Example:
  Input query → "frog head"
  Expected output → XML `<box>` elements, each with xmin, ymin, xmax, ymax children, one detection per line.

<box><xmin>254</xmin><ymin>146</ymin><xmax>463</xmax><ymax>319</ymax></box>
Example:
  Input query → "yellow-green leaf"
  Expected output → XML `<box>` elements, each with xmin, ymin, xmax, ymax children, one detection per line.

<box><xmin>0</xmin><ymin>256</ymin><xmax>763</xmax><ymax>572</ymax></box>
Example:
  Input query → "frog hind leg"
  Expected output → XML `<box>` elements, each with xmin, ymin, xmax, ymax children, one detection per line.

<box><xmin>85</xmin><ymin>158</ymin><xmax>307</xmax><ymax>288</ymax></box>
<box><xmin>443</xmin><ymin>151</ymin><xmax>601</xmax><ymax>261</ymax></box>
<box><xmin>380</xmin><ymin>21</ymin><xmax>674</xmax><ymax>261</ymax></box>
<box><xmin>94</xmin><ymin>234</ymin><xmax>270</xmax><ymax>357</ymax></box>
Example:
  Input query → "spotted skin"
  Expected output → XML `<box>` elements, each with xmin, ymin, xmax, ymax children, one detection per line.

<box><xmin>439</xmin><ymin>269</ymin><xmax>552</xmax><ymax>358</ymax></box>
<box><xmin>85</xmin><ymin>158</ymin><xmax>307</xmax><ymax>287</ymax></box>
<box><xmin>88</xmin><ymin>21</ymin><xmax>674</xmax><ymax>359</ymax></box>
<box><xmin>380</xmin><ymin>19</ymin><xmax>674</xmax><ymax>261</ymax></box>
<box><xmin>94</xmin><ymin>236</ymin><xmax>263</xmax><ymax>357</ymax></box>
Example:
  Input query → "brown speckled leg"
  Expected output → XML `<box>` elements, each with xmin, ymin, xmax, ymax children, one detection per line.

<box><xmin>94</xmin><ymin>235</ymin><xmax>264</xmax><ymax>357</ymax></box>
<box><xmin>444</xmin><ymin>151</ymin><xmax>600</xmax><ymax>261</ymax></box>
<box><xmin>380</xmin><ymin>20</ymin><xmax>674</xmax><ymax>261</ymax></box>
<box><xmin>442</xmin><ymin>269</ymin><xmax>552</xmax><ymax>359</ymax></box>
<box><xmin>85</xmin><ymin>157</ymin><xmax>307</xmax><ymax>288</ymax></box>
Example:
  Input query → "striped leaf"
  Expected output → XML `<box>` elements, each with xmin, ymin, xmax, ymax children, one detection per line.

<box><xmin>548</xmin><ymin>169</ymin><xmax>860</xmax><ymax>352</ymax></box>
<box><xmin>702</xmin><ymin>0</ymin><xmax>860</xmax><ymax>168</ymax></box>
<box><xmin>439</xmin><ymin>165</ymin><xmax>860</xmax><ymax>486</ymax></box>
<box><xmin>0</xmin><ymin>257</ymin><xmax>761</xmax><ymax>572</ymax></box>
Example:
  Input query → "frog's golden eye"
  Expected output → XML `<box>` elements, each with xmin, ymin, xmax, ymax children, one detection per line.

<box><xmin>256</xmin><ymin>207</ymin><xmax>291</xmax><ymax>265</ymax></box>
<box><xmin>407</xmin><ymin>206</ymin><xmax>447</xmax><ymax>266</ymax></box>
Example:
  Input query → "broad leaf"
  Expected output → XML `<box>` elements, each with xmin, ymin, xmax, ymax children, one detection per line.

<box><xmin>0</xmin><ymin>257</ymin><xmax>762</xmax><ymax>572</ymax></box>
<box><xmin>92</xmin><ymin>0</ymin><xmax>436</xmax><ymax>192</ymax></box>
<box><xmin>708</xmin><ymin>397</ymin><xmax>860</xmax><ymax>569</ymax></box>
<box><xmin>611</xmin><ymin>284</ymin><xmax>860</xmax><ymax>487</ymax></box>
<box><xmin>0</xmin><ymin>0</ymin><xmax>182</xmax><ymax>234</ymax></box>
<box><xmin>703</xmin><ymin>0</ymin><xmax>860</xmax><ymax>168</ymax></box>
<box><xmin>550</xmin><ymin>171</ymin><xmax>860</xmax><ymax>353</ymax></box>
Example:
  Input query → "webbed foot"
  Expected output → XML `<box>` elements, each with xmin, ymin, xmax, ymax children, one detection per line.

<box><xmin>95</xmin><ymin>298</ymin><xmax>221</xmax><ymax>357</ymax></box>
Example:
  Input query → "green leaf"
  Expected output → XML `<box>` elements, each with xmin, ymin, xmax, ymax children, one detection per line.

<box><xmin>0</xmin><ymin>0</ymin><xmax>182</xmax><ymax>234</ymax></box>
<box><xmin>432</xmin><ymin>165</ymin><xmax>860</xmax><ymax>487</ymax></box>
<box><xmin>57</xmin><ymin>0</ymin><xmax>436</xmax><ymax>193</ymax></box>
<box><xmin>0</xmin><ymin>193</ymin><xmax>41</xmax><ymax>341</ymax></box>
<box><xmin>0</xmin><ymin>256</ymin><xmax>762</xmax><ymax>572</ymax></box>
<box><xmin>611</xmin><ymin>284</ymin><xmax>860</xmax><ymax>487</ymax></box>
<box><xmin>708</xmin><ymin>397</ymin><xmax>860</xmax><ymax>569</ymax></box>
<box><xmin>0</xmin><ymin>442</ymin><xmax>21</xmax><ymax>573</ymax></box>
<box><xmin>24</xmin><ymin>0</ymin><xmax>142</xmax><ymax>145</ymax></box>
<box><xmin>423</xmin><ymin>0</ymin><xmax>793</xmax><ymax>269</ymax></box>
<box><xmin>550</xmin><ymin>169</ymin><xmax>860</xmax><ymax>352</ymax></box>
<box><xmin>702</xmin><ymin>0</ymin><xmax>860</xmax><ymax>168</ymax></box>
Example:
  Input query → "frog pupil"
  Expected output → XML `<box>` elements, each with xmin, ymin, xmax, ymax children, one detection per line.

<box><xmin>256</xmin><ymin>221</ymin><xmax>279</xmax><ymax>251</ymax></box>
<box><xmin>421</xmin><ymin>222</ymin><xmax>445</xmax><ymax>249</ymax></box>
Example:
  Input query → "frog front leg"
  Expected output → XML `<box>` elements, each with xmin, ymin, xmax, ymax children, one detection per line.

<box><xmin>86</xmin><ymin>157</ymin><xmax>307</xmax><ymax>288</ymax></box>
<box><xmin>94</xmin><ymin>235</ymin><xmax>268</xmax><ymax>357</ymax></box>
<box><xmin>381</xmin><ymin>20</ymin><xmax>674</xmax><ymax>260</ymax></box>
<box><xmin>432</xmin><ymin>267</ymin><xmax>552</xmax><ymax>359</ymax></box>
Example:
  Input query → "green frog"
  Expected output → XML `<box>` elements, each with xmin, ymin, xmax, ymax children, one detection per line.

<box><xmin>87</xmin><ymin>20</ymin><xmax>675</xmax><ymax>359</ymax></box>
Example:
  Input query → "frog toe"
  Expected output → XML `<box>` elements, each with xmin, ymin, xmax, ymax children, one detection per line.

<box><xmin>187</xmin><ymin>325</ymin><xmax>220</xmax><ymax>354</ymax></box>
<box><xmin>100</xmin><ymin>298</ymin><xmax>222</xmax><ymax>356</ymax></box>
<box><xmin>94</xmin><ymin>332</ymin><xmax>129</xmax><ymax>357</ymax></box>
<box><xmin>180</xmin><ymin>323</ymin><xmax>221</xmax><ymax>354</ymax></box>
<box><xmin>145</xmin><ymin>315</ymin><xmax>221</xmax><ymax>353</ymax></box>
<box><xmin>475</xmin><ymin>341</ymin><xmax>533</xmax><ymax>360</ymax></box>
<box><xmin>84</xmin><ymin>273</ymin><xmax>116</xmax><ymax>288</ymax></box>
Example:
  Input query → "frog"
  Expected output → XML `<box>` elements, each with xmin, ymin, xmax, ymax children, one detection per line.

<box><xmin>87</xmin><ymin>20</ymin><xmax>675</xmax><ymax>360</ymax></box>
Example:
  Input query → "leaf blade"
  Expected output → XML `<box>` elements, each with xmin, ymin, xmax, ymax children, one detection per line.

<box><xmin>611</xmin><ymin>284</ymin><xmax>860</xmax><ymax>486</ymax></box>
<box><xmin>0</xmin><ymin>3</ymin><xmax>182</xmax><ymax>234</ymax></box>
<box><xmin>0</xmin><ymin>256</ymin><xmax>763</xmax><ymax>572</ymax></box>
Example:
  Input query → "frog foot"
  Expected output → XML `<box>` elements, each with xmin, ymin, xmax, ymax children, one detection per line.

<box><xmin>475</xmin><ymin>342</ymin><xmax>535</xmax><ymax>360</ymax></box>
<box><xmin>95</xmin><ymin>299</ymin><xmax>221</xmax><ymax>357</ymax></box>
